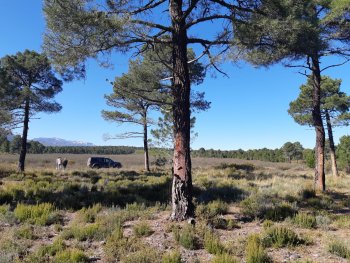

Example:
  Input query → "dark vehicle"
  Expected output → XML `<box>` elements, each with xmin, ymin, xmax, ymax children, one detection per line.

<box><xmin>87</xmin><ymin>157</ymin><xmax>122</xmax><ymax>169</ymax></box>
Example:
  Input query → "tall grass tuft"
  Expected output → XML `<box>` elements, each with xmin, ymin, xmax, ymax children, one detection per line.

<box><xmin>173</xmin><ymin>224</ymin><xmax>198</xmax><ymax>250</ymax></box>
<box><xmin>204</xmin><ymin>230</ymin><xmax>225</xmax><ymax>255</ymax></box>
<box><xmin>211</xmin><ymin>253</ymin><xmax>238</xmax><ymax>263</ymax></box>
<box><xmin>263</xmin><ymin>226</ymin><xmax>303</xmax><ymax>248</ymax></box>
<box><xmin>133</xmin><ymin>221</ymin><xmax>153</xmax><ymax>237</ymax></box>
<box><xmin>246</xmin><ymin>234</ymin><xmax>271</xmax><ymax>263</ymax></box>
<box><xmin>328</xmin><ymin>239</ymin><xmax>350</xmax><ymax>259</ymax></box>
<box><xmin>162</xmin><ymin>250</ymin><xmax>182</xmax><ymax>263</ymax></box>
<box><xmin>14</xmin><ymin>203</ymin><xmax>57</xmax><ymax>225</ymax></box>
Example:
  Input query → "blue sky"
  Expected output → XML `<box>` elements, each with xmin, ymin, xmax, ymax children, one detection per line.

<box><xmin>1</xmin><ymin>1</ymin><xmax>350</xmax><ymax>150</ymax></box>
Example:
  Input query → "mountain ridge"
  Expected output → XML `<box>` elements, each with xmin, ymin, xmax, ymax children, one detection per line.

<box><xmin>32</xmin><ymin>137</ymin><xmax>95</xmax><ymax>147</ymax></box>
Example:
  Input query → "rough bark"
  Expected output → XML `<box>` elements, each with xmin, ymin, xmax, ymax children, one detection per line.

<box><xmin>311</xmin><ymin>56</ymin><xmax>326</xmax><ymax>191</ymax></box>
<box><xmin>143</xmin><ymin>111</ymin><xmax>150</xmax><ymax>172</ymax></box>
<box><xmin>325</xmin><ymin>110</ymin><xmax>339</xmax><ymax>177</ymax></box>
<box><xmin>18</xmin><ymin>98</ymin><xmax>30</xmax><ymax>172</ymax></box>
<box><xmin>169</xmin><ymin>0</ymin><xmax>194</xmax><ymax>220</ymax></box>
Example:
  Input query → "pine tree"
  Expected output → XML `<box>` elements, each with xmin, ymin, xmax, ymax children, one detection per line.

<box><xmin>0</xmin><ymin>50</ymin><xmax>62</xmax><ymax>172</ymax></box>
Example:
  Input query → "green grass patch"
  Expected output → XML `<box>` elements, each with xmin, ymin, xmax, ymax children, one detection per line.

<box><xmin>14</xmin><ymin>203</ymin><xmax>58</xmax><ymax>225</ymax></box>
<box><xmin>246</xmin><ymin>234</ymin><xmax>271</xmax><ymax>263</ymax></box>
<box><xmin>293</xmin><ymin>212</ymin><xmax>317</xmax><ymax>229</ymax></box>
<box><xmin>204</xmin><ymin>230</ymin><xmax>225</xmax><ymax>255</ymax></box>
<box><xmin>133</xmin><ymin>221</ymin><xmax>153</xmax><ymax>237</ymax></box>
<box><xmin>162</xmin><ymin>250</ymin><xmax>182</xmax><ymax>263</ymax></box>
<box><xmin>173</xmin><ymin>224</ymin><xmax>198</xmax><ymax>250</ymax></box>
<box><xmin>328</xmin><ymin>239</ymin><xmax>350</xmax><ymax>259</ymax></box>
<box><xmin>263</xmin><ymin>226</ymin><xmax>304</xmax><ymax>248</ymax></box>
<box><xmin>211</xmin><ymin>253</ymin><xmax>238</xmax><ymax>263</ymax></box>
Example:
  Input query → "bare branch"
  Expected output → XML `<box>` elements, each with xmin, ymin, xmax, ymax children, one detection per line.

<box><xmin>104</xmin><ymin>132</ymin><xmax>144</xmax><ymax>140</ymax></box>
<box><xmin>321</xmin><ymin>58</ymin><xmax>350</xmax><ymax>72</ymax></box>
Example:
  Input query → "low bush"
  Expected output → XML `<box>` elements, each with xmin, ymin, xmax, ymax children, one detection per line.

<box><xmin>204</xmin><ymin>230</ymin><xmax>225</xmax><ymax>255</ymax></box>
<box><xmin>240</xmin><ymin>195</ymin><xmax>295</xmax><ymax>221</ymax></box>
<box><xmin>39</xmin><ymin>238</ymin><xmax>66</xmax><ymax>256</ymax></box>
<box><xmin>263</xmin><ymin>226</ymin><xmax>304</xmax><ymax>248</ymax></box>
<box><xmin>133</xmin><ymin>221</ymin><xmax>153</xmax><ymax>237</ymax></box>
<box><xmin>52</xmin><ymin>248</ymin><xmax>89</xmax><ymax>263</ymax></box>
<box><xmin>328</xmin><ymin>239</ymin><xmax>350</xmax><ymax>259</ymax></box>
<box><xmin>123</xmin><ymin>247</ymin><xmax>161</xmax><ymax>263</ymax></box>
<box><xmin>14</xmin><ymin>203</ymin><xmax>57</xmax><ymax>225</ymax></box>
<box><xmin>246</xmin><ymin>234</ymin><xmax>271</xmax><ymax>263</ymax></box>
<box><xmin>262</xmin><ymin>220</ymin><xmax>274</xmax><ymax>230</ymax></box>
<box><xmin>173</xmin><ymin>225</ymin><xmax>198</xmax><ymax>250</ymax></box>
<box><xmin>209</xmin><ymin>217</ymin><xmax>239</xmax><ymax>230</ymax></box>
<box><xmin>162</xmin><ymin>250</ymin><xmax>182</xmax><ymax>263</ymax></box>
<box><xmin>293</xmin><ymin>212</ymin><xmax>317</xmax><ymax>229</ymax></box>
<box><xmin>76</xmin><ymin>203</ymin><xmax>102</xmax><ymax>223</ymax></box>
<box><xmin>211</xmin><ymin>253</ymin><xmax>238</xmax><ymax>263</ymax></box>
<box><xmin>196</xmin><ymin>200</ymin><xmax>229</xmax><ymax>220</ymax></box>
<box><xmin>14</xmin><ymin>225</ymin><xmax>36</xmax><ymax>240</ymax></box>
<box><xmin>62</xmin><ymin>223</ymin><xmax>102</xmax><ymax>241</ymax></box>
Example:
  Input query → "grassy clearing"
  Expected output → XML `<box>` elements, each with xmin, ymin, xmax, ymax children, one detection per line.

<box><xmin>0</xmin><ymin>155</ymin><xmax>350</xmax><ymax>262</ymax></box>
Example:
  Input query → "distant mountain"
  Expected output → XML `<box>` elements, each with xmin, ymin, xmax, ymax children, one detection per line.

<box><xmin>32</xmin><ymin>137</ymin><xmax>95</xmax><ymax>147</ymax></box>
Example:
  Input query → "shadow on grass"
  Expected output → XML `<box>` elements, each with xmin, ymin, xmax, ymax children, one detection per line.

<box><xmin>0</xmin><ymin>175</ymin><xmax>173</xmax><ymax>210</ymax></box>
<box><xmin>195</xmin><ymin>185</ymin><xmax>248</xmax><ymax>203</ymax></box>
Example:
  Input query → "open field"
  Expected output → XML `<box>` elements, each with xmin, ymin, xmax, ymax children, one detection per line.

<box><xmin>0</xmin><ymin>153</ymin><xmax>305</xmax><ymax>171</ymax></box>
<box><xmin>0</xmin><ymin>154</ymin><xmax>350</xmax><ymax>262</ymax></box>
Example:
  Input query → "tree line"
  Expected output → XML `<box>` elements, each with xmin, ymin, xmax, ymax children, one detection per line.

<box><xmin>0</xmin><ymin>135</ymin><xmax>137</xmax><ymax>155</ymax></box>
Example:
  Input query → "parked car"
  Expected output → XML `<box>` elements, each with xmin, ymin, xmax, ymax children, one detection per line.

<box><xmin>87</xmin><ymin>157</ymin><xmax>122</xmax><ymax>169</ymax></box>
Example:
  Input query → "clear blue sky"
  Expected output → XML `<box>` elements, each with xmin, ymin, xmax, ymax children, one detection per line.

<box><xmin>1</xmin><ymin>1</ymin><xmax>350</xmax><ymax>150</ymax></box>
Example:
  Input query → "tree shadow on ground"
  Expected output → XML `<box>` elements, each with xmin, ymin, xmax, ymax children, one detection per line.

<box><xmin>194</xmin><ymin>185</ymin><xmax>248</xmax><ymax>203</ymax></box>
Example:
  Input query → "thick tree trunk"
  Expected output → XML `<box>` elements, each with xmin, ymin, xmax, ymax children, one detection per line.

<box><xmin>169</xmin><ymin>0</ymin><xmax>194</xmax><ymax>220</ymax></box>
<box><xmin>325</xmin><ymin>110</ymin><xmax>339</xmax><ymax>177</ymax></box>
<box><xmin>18</xmin><ymin>99</ymin><xmax>30</xmax><ymax>172</ymax></box>
<box><xmin>311</xmin><ymin>57</ymin><xmax>326</xmax><ymax>191</ymax></box>
<box><xmin>143</xmin><ymin>113</ymin><xmax>150</xmax><ymax>172</ymax></box>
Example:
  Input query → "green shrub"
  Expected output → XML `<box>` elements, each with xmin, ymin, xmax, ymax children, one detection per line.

<box><xmin>14</xmin><ymin>225</ymin><xmax>36</xmax><ymax>240</ymax></box>
<box><xmin>52</xmin><ymin>248</ymin><xmax>89</xmax><ymax>263</ymax></box>
<box><xmin>162</xmin><ymin>250</ymin><xmax>182</xmax><ymax>263</ymax></box>
<box><xmin>246</xmin><ymin>234</ymin><xmax>271</xmax><ymax>263</ymax></box>
<box><xmin>104</xmin><ymin>226</ymin><xmax>142</xmax><ymax>262</ymax></box>
<box><xmin>62</xmin><ymin>223</ymin><xmax>102</xmax><ymax>241</ymax></box>
<box><xmin>264</xmin><ymin>203</ymin><xmax>296</xmax><ymax>221</ymax></box>
<box><xmin>14</xmin><ymin>203</ymin><xmax>57</xmax><ymax>225</ymax></box>
<box><xmin>328</xmin><ymin>240</ymin><xmax>350</xmax><ymax>259</ymax></box>
<box><xmin>293</xmin><ymin>212</ymin><xmax>317</xmax><ymax>228</ymax></box>
<box><xmin>315</xmin><ymin>214</ymin><xmax>331</xmax><ymax>230</ymax></box>
<box><xmin>36</xmin><ymin>238</ymin><xmax>66</xmax><ymax>257</ymax></box>
<box><xmin>196</xmin><ymin>200</ymin><xmax>228</xmax><ymax>220</ymax></box>
<box><xmin>76</xmin><ymin>203</ymin><xmax>102</xmax><ymax>223</ymax></box>
<box><xmin>211</xmin><ymin>253</ymin><xmax>238</xmax><ymax>263</ymax></box>
<box><xmin>122</xmin><ymin>247</ymin><xmax>161</xmax><ymax>263</ymax></box>
<box><xmin>208</xmin><ymin>217</ymin><xmax>239</xmax><ymax>230</ymax></box>
<box><xmin>133</xmin><ymin>221</ymin><xmax>153</xmax><ymax>237</ymax></box>
<box><xmin>240</xmin><ymin>195</ymin><xmax>295</xmax><ymax>221</ymax></box>
<box><xmin>173</xmin><ymin>225</ymin><xmax>198</xmax><ymax>250</ymax></box>
<box><xmin>0</xmin><ymin>204</ymin><xmax>10</xmax><ymax>215</ymax></box>
<box><xmin>204</xmin><ymin>230</ymin><xmax>225</xmax><ymax>255</ymax></box>
<box><xmin>262</xmin><ymin>220</ymin><xmax>273</xmax><ymax>230</ymax></box>
<box><xmin>263</xmin><ymin>226</ymin><xmax>303</xmax><ymax>248</ymax></box>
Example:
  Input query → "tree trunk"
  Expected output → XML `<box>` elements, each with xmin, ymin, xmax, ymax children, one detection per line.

<box><xmin>169</xmin><ymin>0</ymin><xmax>194</xmax><ymax>220</ymax></box>
<box><xmin>143</xmin><ymin>112</ymin><xmax>150</xmax><ymax>172</ymax></box>
<box><xmin>325</xmin><ymin>110</ymin><xmax>339</xmax><ymax>177</ymax></box>
<box><xmin>18</xmin><ymin>98</ymin><xmax>30</xmax><ymax>172</ymax></box>
<box><xmin>311</xmin><ymin>56</ymin><xmax>326</xmax><ymax>191</ymax></box>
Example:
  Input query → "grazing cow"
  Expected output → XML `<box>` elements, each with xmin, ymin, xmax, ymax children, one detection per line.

<box><xmin>62</xmin><ymin>158</ymin><xmax>68</xmax><ymax>170</ymax></box>
<box><xmin>56</xmin><ymin>157</ymin><xmax>62</xmax><ymax>170</ymax></box>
